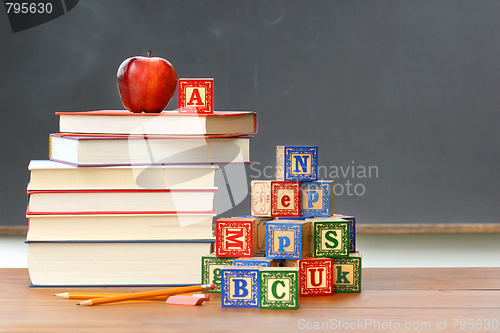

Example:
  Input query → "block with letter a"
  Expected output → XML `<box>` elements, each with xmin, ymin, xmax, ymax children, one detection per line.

<box><xmin>221</xmin><ymin>266</ymin><xmax>260</xmax><ymax>307</ymax></box>
<box><xmin>215</xmin><ymin>217</ymin><xmax>270</xmax><ymax>257</ymax></box>
<box><xmin>178</xmin><ymin>78</ymin><xmax>213</xmax><ymax>113</ymax></box>
<box><xmin>276</xmin><ymin>146</ymin><xmax>318</xmax><ymax>181</ymax></box>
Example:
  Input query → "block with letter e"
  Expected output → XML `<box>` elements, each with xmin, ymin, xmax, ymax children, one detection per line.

<box><xmin>332</xmin><ymin>252</ymin><xmax>362</xmax><ymax>293</ymax></box>
<box><xmin>276</xmin><ymin>146</ymin><xmax>318</xmax><ymax>181</ymax></box>
<box><xmin>201</xmin><ymin>254</ymin><xmax>235</xmax><ymax>293</ymax></box>
<box><xmin>251</xmin><ymin>181</ymin><xmax>301</xmax><ymax>217</ymax></box>
<box><xmin>221</xmin><ymin>266</ymin><xmax>260</xmax><ymax>307</ymax></box>
<box><xmin>288</xmin><ymin>257</ymin><xmax>334</xmax><ymax>296</ymax></box>
<box><xmin>215</xmin><ymin>217</ymin><xmax>270</xmax><ymax>257</ymax></box>
<box><xmin>178</xmin><ymin>78</ymin><xmax>213</xmax><ymax>113</ymax></box>
<box><xmin>301</xmin><ymin>181</ymin><xmax>334</xmax><ymax>217</ymax></box>
<box><xmin>310</xmin><ymin>217</ymin><xmax>350</xmax><ymax>258</ymax></box>
<box><xmin>266</xmin><ymin>220</ymin><xmax>312</xmax><ymax>260</ymax></box>
<box><xmin>259</xmin><ymin>267</ymin><xmax>299</xmax><ymax>309</ymax></box>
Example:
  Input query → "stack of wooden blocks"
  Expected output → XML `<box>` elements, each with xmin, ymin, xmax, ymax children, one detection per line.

<box><xmin>202</xmin><ymin>146</ymin><xmax>361</xmax><ymax>309</ymax></box>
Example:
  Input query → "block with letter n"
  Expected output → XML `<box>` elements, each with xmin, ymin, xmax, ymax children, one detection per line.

<box><xmin>259</xmin><ymin>267</ymin><xmax>299</xmax><ymax>309</ymax></box>
<box><xmin>276</xmin><ymin>146</ymin><xmax>318</xmax><ymax>181</ymax></box>
<box><xmin>221</xmin><ymin>266</ymin><xmax>260</xmax><ymax>307</ymax></box>
<box><xmin>288</xmin><ymin>257</ymin><xmax>334</xmax><ymax>296</ymax></box>
<box><xmin>266</xmin><ymin>220</ymin><xmax>312</xmax><ymax>260</ymax></box>
<box><xmin>178</xmin><ymin>78</ymin><xmax>213</xmax><ymax>113</ymax></box>
<box><xmin>310</xmin><ymin>217</ymin><xmax>350</xmax><ymax>258</ymax></box>
<box><xmin>251</xmin><ymin>181</ymin><xmax>301</xmax><ymax>217</ymax></box>
<box><xmin>201</xmin><ymin>254</ymin><xmax>235</xmax><ymax>293</ymax></box>
<box><xmin>215</xmin><ymin>217</ymin><xmax>269</xmax><ymax>257</ymax></box>
<box><xmin>333</xmin><ymin>213</ymin><xmax>356</xmax><ymax>253</ymax></box>
<box><xmin>332</xmin><ymin>252</ymin><xmax>362</xmax><ymax>293</ymax></box>
<box><xmin>301</xmin><ymin>180</ymin><xmax>334</xmax><ymax>217</ymax></box>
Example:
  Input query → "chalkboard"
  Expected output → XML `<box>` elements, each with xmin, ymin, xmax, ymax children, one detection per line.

<box><xmin>1</xmin><ymin>0</ymin><xmax>499</xmax><ymax>226</ymax></box>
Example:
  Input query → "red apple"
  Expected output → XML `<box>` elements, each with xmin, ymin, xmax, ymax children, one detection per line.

<box><xmin>117</xmin><ymin>51</ymin><xmax>178</xmax><ymax>113</ymax></box>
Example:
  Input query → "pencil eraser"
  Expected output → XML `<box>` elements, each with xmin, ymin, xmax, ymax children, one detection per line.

<box><xmin>165</xmin><ymin>295</ymin><xmax>206</xmax><ymax>306</ymax></box>
<box><xmin>210</xmin><ymin>283</ymin><xmax>215</xmax><ymax>290</ymax></box>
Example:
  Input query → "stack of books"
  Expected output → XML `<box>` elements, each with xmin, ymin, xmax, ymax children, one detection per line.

<box><xmin>26</xmin><ymin>110</ymin><xmax>257</xmax><ymax>287</ymax></box>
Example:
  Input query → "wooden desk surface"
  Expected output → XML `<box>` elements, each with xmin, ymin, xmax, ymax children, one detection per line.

<box><xmin>1</xmin><ymin>268</ymin><xmax>499</xmax><ymax>332</ymax></box>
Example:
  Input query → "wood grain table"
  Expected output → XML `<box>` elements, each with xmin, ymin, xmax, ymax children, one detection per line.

<box><xmin>0</xmin><ymin>268</ymin><xmax>499</xmax><ymax>332</ymax></box>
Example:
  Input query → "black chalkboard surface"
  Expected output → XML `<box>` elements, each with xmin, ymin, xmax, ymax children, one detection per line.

<box><xmin>1</xmin><ymin>0</ymin><xmax>499</xmax><ymax>226</ymax></box>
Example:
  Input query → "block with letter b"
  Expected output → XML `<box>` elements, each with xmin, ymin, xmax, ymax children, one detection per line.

<box><xmin>266</xmin><ymin>220</ymin><xmax>312</xmax><ymax>260</ymax></box>
<box><xmin>259</xmin><ymin>267</ymin><xmax>299</xmax><ymax>309</ymax></box>
<box><xmin>276</xmin><ymin>146</ymin><xmax>318</xmax><ymax>181</ymax></box>
<box><xmin>221</xmin><ymin>266</ymin><xmax>260</xmax><ymax>307</ymax></box>
<box><xmin>201</xmin><ymin>254</ymin><xmax>235</xmax><ymax>293</ymax></box>
<box><xmin>332</xmin><ymin>252</ymin><xmax>362</xmax><ymax>293</ymax></box>
<box><xmin>178</xmin><ymin>78</ymin><xmax>213</xmax><ymax>113</ymax></box>
<box><xmin>310</xmin><ymin>217</ymin><xmax>350</xmax><ymax>258</ymax></box>
<box><xmin>288</xmin><ymin>257</ymin><xmax>333</xmax><ymax>296</ymax></box>
<box><xmin>301</xmin><ymin>181</ymin><xmax>334</xmax><ymax>217</ymax></box>
<box><xmin>251</xmin><ymin>181</ymin><xmax>301</xmax><ymax>217</ymax></box>
<box><xmin>215</xmin><ymin>217</ymin><xmax>270</xmax><ymax>257</ymax></box>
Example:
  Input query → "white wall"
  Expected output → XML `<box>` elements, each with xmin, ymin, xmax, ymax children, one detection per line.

<box><xmin>2</xmin><ymin>234</ymin><xmax>499</xmax><ymax>268</ymax></box>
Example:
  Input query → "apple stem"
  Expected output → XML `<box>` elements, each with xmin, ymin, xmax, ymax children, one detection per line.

<box><xmin>147</xmin><ymin>50</ymin><xmax>151</xmax><ymax>58</ymax></box>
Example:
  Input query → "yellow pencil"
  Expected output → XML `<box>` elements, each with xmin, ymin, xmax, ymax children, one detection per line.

<box><xmin>54</xmin><ymin>292</ymin><xmax>208</xmax><ymax>300</ymax></box>
<box><xmin>77</xmin><ymin>284</ymin><xmax>215</xmax><ymax>306</ymax></box>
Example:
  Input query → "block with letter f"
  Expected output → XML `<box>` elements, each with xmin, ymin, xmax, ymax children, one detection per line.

<box><xmin>178</xmin><ymin>78</ymin><xmax>213</xmax><ymax>113</ymax></box>
<box><xmin>276</xmin><ymin>146</ymin><xmax>318</xmax><ymax>181</ymax></box>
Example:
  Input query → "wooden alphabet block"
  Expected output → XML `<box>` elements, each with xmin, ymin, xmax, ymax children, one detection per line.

<box><xmin>259</xmin><ymin>267</ymin><xmax>299</xmax><ymax>309</ymax></box>
<box><xmin>332</xmin><ymin>252</ymin><xmax>362</xmax><ymax>293</ymax></box>
<box><xmin>215</xmin><ymin>217</ymin><xmax>270</xmax><ymax>257</ymax></box>
<box><xmin>251</xmin><ymin>181</ymin><xmax>301</xmax><ymax>217</ymax></box>
<box><xmin>234</xmin><ymin>257</ymin><xmax>276</xmax><ymax>267</ymax></box>
<box><xmin>201</xmin><ymin>254</ymin><xmax>235</xmax><ymax>293</ymax></box>
<box><xmin>332</xmin><ymin>213</ymin><xmax>356</xmax><ymax>253</ymax></box>
<box><xmin>298</xmin><ymin>257</ymin><xmax>334</xmax><ymax>296</ymax></box>
<box><xmin>221</xmin><ymin>266</ymin><xmax>260</xmax><ymax>307</ymax></box>
<box><xmin>310</xmin><ymin>217</ymin><xmax>350</xmax><ymax>258</ymax></box>
<box><xmin>276</xmin><ymin>146</ymin><xmax>318</xmax><ymax>181</ymax></box>
<box><xmin>178</xmin><ymin>78</ymin><xmax>213</xmax><ymax>113</ymax></box>
<box><xmin>266</xmin><ymin>220</ymin><xmax>312</xmax><ymax>260</ymax></box>
<box><xmin>301</xmin><ymin>181</ymin><xmax>334</xmax><ymax>217</ymax></box>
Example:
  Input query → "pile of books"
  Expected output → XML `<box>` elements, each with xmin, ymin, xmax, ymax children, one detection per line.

<box><xmin>26</xmin><ymin>110</ymin><xmax>257</xmax><ymax>287</ymax></box>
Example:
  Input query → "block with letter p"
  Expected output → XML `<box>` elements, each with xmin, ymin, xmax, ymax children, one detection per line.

<box><xmin>276</xmin><ymin>146</ymin><xmax>318</xmax><ymax>181</ymax></box>
<box><xmin>251</xmin><ymin>181</ymin><xmax>301</xmax><ymax>217</ymax></box>
<box><xmin>178</xmin><ymin>78</ymin><xmax>213</xmax><ymax>113</ymax></box>
<box><xmin>332</xmin><ymin>252</ymin><xmax>362</xmax><ymax>293</ymax></box>
<box><xmin>310</xmin><ymin>217</ymin><xmax>350</xmax><ymax>258</ymax></box>
<box><xmin>259</xmin><ymin>267</ymin><xmax>299</xmax><ymax>309</ymax></box>
<box><xmin>221</xmin><ymin>266</ymin><xmax>260</xmax><ymax>307</ymax></box>
<box><xmin>266</xmin><ymin>220</ymin><xmax>312</xmax><ymax>260</ymax></box>
<box><xmin>301</xmin><ymin>181</ymin><xmax>334</xmax><ymax>217</ymax></box>
<box><xmin>215</xmin><ymin>217</ymin><xmax>269</xmax><ymax>257</ymax></box>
